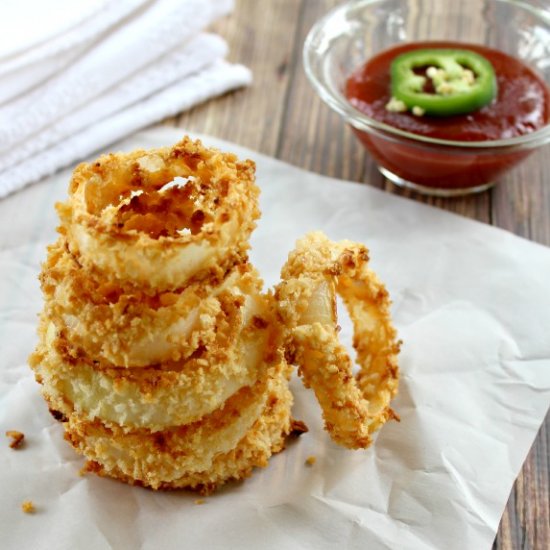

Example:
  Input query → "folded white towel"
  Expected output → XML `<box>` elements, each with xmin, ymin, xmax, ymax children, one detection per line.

<box><xmin>0</xmin><ymin>0</ymin><xmax>113</xmax><ymax>59</ymax></box>
<box><xmin>0</xmin><ymin>33</ymin><xmax>227</xmax><ymax>172</ymax></box>
<box><xmin>0</xmin><ymin>0</ymin><xmax>150</xmax><ymax>105</ymax></box>
<box><xmin>0</xmin><ymin>60</ymin><xmax>252</xmax><ymax>199</ymax></box>
<box><xmin>0</xmin><ymin>0</ymin><xmax>232</xmax><ymax>152</ymax></box>
<box><xmin>0</xmin><ymin>0</ymin><xmax>251</xmax><ymax>199</ymax></box>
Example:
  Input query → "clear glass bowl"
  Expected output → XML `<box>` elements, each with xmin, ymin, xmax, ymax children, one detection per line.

<box><xmin>303</xmin><ymin>0</ymin><xmax>550</xmax><ymax>197</ymax></box>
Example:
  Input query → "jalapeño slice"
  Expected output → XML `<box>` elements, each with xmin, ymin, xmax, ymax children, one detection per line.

<box><xmin>390</xmin><ymin>48</ymin><xmax>497</xmax><ymax>117</ymax></box>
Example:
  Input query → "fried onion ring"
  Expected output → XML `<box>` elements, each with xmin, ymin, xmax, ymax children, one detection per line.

<box><xmin>30</xmin><ymin>306</ymin><xmax>277</xmax><ymax>429</ymax></box>
<box><xmin>57</xmin><ymin>137</ymin><xmax>259</xmax><ymax>291</ymax></box>
<box><xmin>275</xmin><ymin>231</ymin><xmax>400</xmax><ymax>449</ymax></box>
<box><xmin>57</xmin><ymin>360</ymin><xmax>292</xmax><ymax>488</ymax></box>
<box><xmin>41</xmin><ymin>239</ymin><xmax>264</xmax><ymax>367</ymax></box>
<box><xmin>83</xmin><ymin>367</ymin><xmax>294</xmax><ymax>494</ymax></box>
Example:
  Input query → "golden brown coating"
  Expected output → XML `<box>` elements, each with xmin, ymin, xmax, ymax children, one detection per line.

<box><xmin>62</xmin><ymin>361</ymin><xmax>293</xmax><ymax>490</ymax></box>
<box><xmin>31</xmin><ymin>299</ymin><xmax>279</xmax><ymax>430</ymax></box>
<box><xmin>81</xmin><ymin>362</ymin><xmax>293</xmax><ymax>494</ymax></box>
<box><xmin>275</xmin><ymin>231</ymin><xmax>400</xmax><ymax>450</ymax></box>
<box><xmin>40</xmin><ymin>239</ymin><xmax>265</xmax><ymax>368</ymax></box>
<box><xmin>57</xmin><ymin>137</ymin><xmax>260</xmax><ymax>291</ymax></box>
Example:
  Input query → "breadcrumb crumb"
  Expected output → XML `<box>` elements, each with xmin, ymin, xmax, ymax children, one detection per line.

<box><xmin>305</xmin><ymin>455</ymin><xmax>316</xmax><ymax>466</ymax></box>
<box><xmin>194</xmin><ymin>499</ymin><xmax>205</xmax><ymax>505</ymax></box>
<box><xmin>6</xmin><ymin>430</ymin><xmax>25</xmax><ymax>449</ymax></box>
<box><xmin>21</xmin><ymin>501</ymin><xmax>35</xmax><ymax>514</ymax></box>
<box><xmin>289</xmin><ymin>419</ymin><xmax>308</xmax><ymax>437</ymax></box>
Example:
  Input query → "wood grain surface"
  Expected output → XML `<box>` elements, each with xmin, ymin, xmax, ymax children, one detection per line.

<box><xmin>169</xmin><ymin>1</ymin><xmax>549</xmax><ymax>548</ymax></box>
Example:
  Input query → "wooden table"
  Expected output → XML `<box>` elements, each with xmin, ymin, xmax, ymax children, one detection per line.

<box><xmin>165</xmin><ymin>1</ymin><xmax>549</xmax><ymax>547</ymax></box>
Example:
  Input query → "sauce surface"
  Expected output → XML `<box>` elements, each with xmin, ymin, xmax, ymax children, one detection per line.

<box><xmin>346</xmin><ymin>41</ymin><xmax>550</xmax><ymax>142</ymax></box>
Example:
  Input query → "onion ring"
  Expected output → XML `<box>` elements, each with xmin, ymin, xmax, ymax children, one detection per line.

<box><xmin>41</xmin><ymin>239</ymin><xmax>264</xmax><ymax>367</ymax></box>
<box><xmin>57</xmin><ymin>137</ymin><xmax>259</xmax><ymax>291</ymax></box>
<box><xmin>275</xmin><ymin>231</ymin><xmax>400</xmax><ymax>449</ymax></box>
<box><xmin>83</xmin><ymin>369</ymin><xmax>294</xmax><ymax>494</ymax></box>
<box><xmin>57</xmin><ymin>360</ymin><xmax>292</xmax><ymax>488</ymax></box>
<box><xmin>30</xmin><ymin>305</ymin><xmax>277</xmax><ymax>429</ymax></box>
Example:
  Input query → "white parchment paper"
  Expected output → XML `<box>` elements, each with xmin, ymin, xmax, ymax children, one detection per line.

<box><xmin>0</xmin><ymin>127</ymin><xmax>548</xmax><ymax>550</ymax></box>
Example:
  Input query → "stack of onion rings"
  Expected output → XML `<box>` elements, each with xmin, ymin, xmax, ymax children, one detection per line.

<box><xmin>30</xmin><ymin>137</ymin><xmax>298</xmax><ymax>493</ymax></box>
<box><xmin>30</xmin><ymin>137</ymin><xmax>400</xmax><ymax>493</ymax></box>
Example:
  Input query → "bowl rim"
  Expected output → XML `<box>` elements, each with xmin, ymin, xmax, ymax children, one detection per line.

<box><xmin>303</xmin><ymin>0</ymin><xmax>550</xmax><ymax>150</ymax></box>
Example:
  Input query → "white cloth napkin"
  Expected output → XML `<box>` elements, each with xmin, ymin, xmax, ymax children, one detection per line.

<box><xmin>1</xmin><ymin>0</ymin><xmax>114</xmax><ymax>59</ymax></box>
<box><xmin>0</xmin><ymin>60</ymin><xmax>251</xmax><ymax>198</ymax></box>
<box><xmin>0</xmin><ymin>0</ymin><xmax>151</xmax><ymax>105</ymax></box>
<box><xmin>0</xmin><ymin>0</ymin><xmax>252</xmax><ymax>199</ymax></box>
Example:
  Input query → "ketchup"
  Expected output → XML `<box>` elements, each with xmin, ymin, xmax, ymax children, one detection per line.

<box><xmin>345</xmin><ymin>42</ymin><xmax>550</xmax><ymax>190</ymax></box>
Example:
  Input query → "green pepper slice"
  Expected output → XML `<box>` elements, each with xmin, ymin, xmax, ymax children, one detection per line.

<box><xmin>390</xmin><ymin>48</ymin><xmax>497</xmax><ymax>117</ymax></box>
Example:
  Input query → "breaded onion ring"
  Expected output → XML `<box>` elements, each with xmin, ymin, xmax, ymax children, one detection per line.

<box><xmin>31</xmin><ymin>311</ymin><xmax>277</xmax><ymax>430</ymax></box>
<box><xmin>275</xmin><ymin>231</ymin><xmax>400</xmax><ymax>450</ymax></box>
<box><xmin>41</xmin><ymin>239</ymin><xmax>264</xmax><ymax>367</ymax></box>
<box><xmin>58</xmin><ymin>361</ymin><xmax>292</xmax><ymax>488</ymax></box>
<box><xmin>57</xmin><ymin>137</ymin><xmax>259</xmax><ymax>291</ymax></box>
<box><xmin>83</xmin><ymin>367</ymin><xmax>294</xmax><ymax>494</ymax></box>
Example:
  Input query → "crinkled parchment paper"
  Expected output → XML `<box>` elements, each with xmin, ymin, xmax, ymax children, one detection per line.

<box><xmin>0</xmin><ymin>127</ymin><xmax>548</xmax><ymax>550</ymax></box>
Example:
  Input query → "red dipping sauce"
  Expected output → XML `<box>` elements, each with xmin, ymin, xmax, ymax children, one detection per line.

<box><xmin>345</xmin><ymin>42</ymin><xmax>550</xmax><ymax>192</ymax></box>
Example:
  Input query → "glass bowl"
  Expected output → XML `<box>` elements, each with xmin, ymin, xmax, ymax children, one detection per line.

<box><xmin>303</xmin><ymin>0</ymin><xmax>550</xmax><ymax>197</ymax></box>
